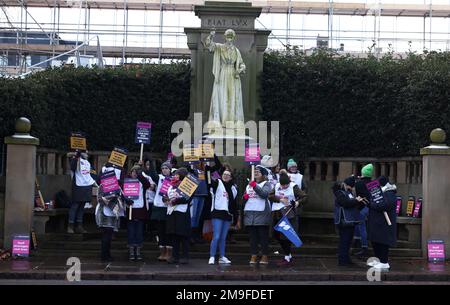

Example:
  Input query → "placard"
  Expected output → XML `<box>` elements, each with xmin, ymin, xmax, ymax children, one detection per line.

<box><xmin>176</xmin><ymin>173</ymin><xmax>200</xmax><ymax>199</ymax></box>
<box><xmin>123</xmin><ymin>178</ymin><xmax>140</xmax><ymax>200</ymax></box>
<box><xmin>183</xmin><ymin>144</ymin><xmax>200</xmax><ymax>164</ymax></box>
<box><xmin>406</xmin><ymin>196</ymin><xmax>415</xmax><ymax>217</ymax></box>
<box><xmin>70</xmin><ymin>132</ymin><xmax>87</xmax><ymax>151</ymax></box>
<box><xmin>100</xmin><ymin>170</ymin><xmax>121</xmax><ymax>195</ymax></box>
<box><xmin>366</xmin><ymin>179</ymin><xmax>392</xmax><ymax>225</ymax></box>
<box><xmin>12</xmin><ymin>235</ymin><xmax>30</xmax><ymax>257</ymax></box>
<box><xmin>427</xmin><ymin>239</ymin><xmax>445</xmax><ymax>262</ymax></box>
<box><xmin>395</xmin><ymin>196</ymin><xmax>402</xmax><ymax>216</ymax></box>
<box><xmin>135</xmin><ymin>121</ymin><xmax>152</xmax><ymax>144</ymax></box>
<box><xmin>413</xmin><ymin>197</ymin><xmax>423</xmax><ymax>218</ymax></box>
<box><xmin>199</xmin><ymin>142</ymin><xmax>214</xmax><ymax>161</ymax></box>
<box><xmin>159</xmin><ymin>177</ymin><xmax>171</xmax><ymax>196</ymax></box>
<box><xmin>245</xmin><ymin>143</ymin><xmax>260</xmax><ymax>165</ymax></box>
<box><xmin>108</xmin><ymin>147</ymin><xmax>128</xmax><ymax>169</ymax></box>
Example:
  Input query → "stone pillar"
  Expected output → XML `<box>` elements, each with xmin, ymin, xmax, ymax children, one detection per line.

<box><xmin>3</xmin><ymin>118</ymin><xmax>39</xmax><ymax>249</ymax></box>
<box><xmin>337</xmin><ymin>161</ymin><xmax>353</xmax><ymax>181</ymax></box>
<box><xmin>184</xmin><ymin>1</ymin><xmax>271</xmax><ymax>126</ymax></box>
<box><xmin>420</xmin><ymin>128</ymin><xmax>450</xmax><ymax>258</ymax></box>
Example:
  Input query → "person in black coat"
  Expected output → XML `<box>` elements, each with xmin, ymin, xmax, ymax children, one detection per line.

<box><xmin>333</xmin><ymin>176</ymin><xmax>366</xmax><ymax>266</ymax></box>
<box><xmin>367</xmin><ymin>176</ymin><xmax>397</xmax><ymax>270</ymax></box>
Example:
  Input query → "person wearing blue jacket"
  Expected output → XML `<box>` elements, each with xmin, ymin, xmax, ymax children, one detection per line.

<box><xmin>333</xmin><ymin>176</ymin><xmax>366</xmax><ymax>266</ymax></box>
<box><xmin>367</xmin><ymin>176</ymin><xmax>397</xmax><ymax>270</ymax></box>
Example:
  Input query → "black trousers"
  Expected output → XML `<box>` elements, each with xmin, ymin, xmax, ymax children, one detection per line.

<box><xmin>101</xmin><ymin>227</ymin><xmax>114</xmax><ymax>260</ymax></box>
<box><xmin>153</xmin><ymin>220</ymin><xmax>169</xmax><ymax>247</ymax></box>
<box><xmin>170</xmin><ymin>234</ymin><xmax>189</xmax><ymax>260</ymax></box>
<box><xmin>248</xmin><ymin>226</ymin><xmax>270</xmax><ymax>256</ymax></box>
<box><xmin>372</xmin><ymin>242</ymin><xmax>390</xmax><ymax>264</ymax></box>
<box><xmin>337</xmin><ymin>225</ymin><xmax>354</xmax><ymax>264</ymax></box>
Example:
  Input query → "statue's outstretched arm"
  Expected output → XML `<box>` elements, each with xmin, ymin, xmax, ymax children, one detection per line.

<box><xmin>203</xmin><ymin>30</ymin><xmax>216</xmax><ymax>52</ymax></box>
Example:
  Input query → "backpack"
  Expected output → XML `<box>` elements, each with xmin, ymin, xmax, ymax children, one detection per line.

<box><xmin>54</xmin><ymin>190</ymin><xmax>71</xmax><ymax>208</ymax></box>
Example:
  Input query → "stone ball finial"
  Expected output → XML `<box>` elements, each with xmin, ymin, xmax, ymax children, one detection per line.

<box><xmin>15</xmin><ymin>117</ymin><xmax>31</xmax><ymax>134</ymax></box>
<box><xmin>430</xmin><ymin>128</ymin><xmax>446</xmax><ymax>144</ymax></box>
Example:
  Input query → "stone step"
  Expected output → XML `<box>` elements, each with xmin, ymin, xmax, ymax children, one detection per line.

<box><xmin>35</xmin><ymin>240</ymin><xmax>422</xmax><ymax>257</ymax></box>
<box><xmin>39</xmin><ymin>232</ymin><xmax>420</xmax><ymax>249</ymax></box>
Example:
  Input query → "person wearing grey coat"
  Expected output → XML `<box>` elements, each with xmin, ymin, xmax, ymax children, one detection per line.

<box><xmin>243</xmin><ymin>165</ymin><xmax>274</xmax><ymax>265</ymax></box>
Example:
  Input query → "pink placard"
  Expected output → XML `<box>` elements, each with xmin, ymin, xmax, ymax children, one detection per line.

<box><xmin>245</xmin><ymin>144</ymin><xmax>260</xmax><ymax>163</ymax></box>
<box><xmin>159</xmin><ymin>178</ymin><xmax>171</xmax><ymax>196</ymax></box>
<box><xmin>413</xmin><ymin>198</ymin><xmax>422</xmax><ymax>218</ymax></box>
<box><xmin>100</xmin><ymin>171</ymin><xmax>120</xmax><ymax>194</ymax></box>
<box><xmin>123</xmin><ymin>179</ymin><xmax>140</xmax><ymax>199</ymax></box>
<box><xmin>395</xmin><ymin>197</ymin><xmax>402</xmax><ymax>215</ymax></box>
<box><xmin>12</xmin><ymin>236</ymin><xmax>30</xmax><ymax>256</ymax></box>
<box><xmin>428</xmin><ymin>240</ymin><xmax>445</xmax><ymax>262</ymax></box>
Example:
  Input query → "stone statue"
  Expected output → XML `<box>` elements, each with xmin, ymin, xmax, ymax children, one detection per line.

<box><xmin>203</xmin><ymin>29</ymin><xmax>246</xmax><ymax>132</ymax></box>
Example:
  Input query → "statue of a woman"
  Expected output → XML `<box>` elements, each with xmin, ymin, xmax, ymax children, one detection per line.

<box><xmin>203</xmin><ymin>29</ymin><xmax>246</xmax><ymax>131</ymax></box>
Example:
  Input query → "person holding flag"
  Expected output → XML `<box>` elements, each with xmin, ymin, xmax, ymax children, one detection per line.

<box><xmin>269</xmin><ymin>170</ymin><xmax>307</xmax><ymax>266</ymax></box>
<box><xmin>243</xmin><ymin>165</ymin><xmax>273</xmax><ymax>265</ymax></box>
<box><xmin>208</xmin><ymin>169</ymin><xmax>239</xmax><ymax>265</ymax></box>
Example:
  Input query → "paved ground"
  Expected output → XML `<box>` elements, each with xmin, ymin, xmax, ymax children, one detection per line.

<box><xmin>0</xmin><ymin>256</ymin><xmax>449</xmax><ymax>283</ymax></box>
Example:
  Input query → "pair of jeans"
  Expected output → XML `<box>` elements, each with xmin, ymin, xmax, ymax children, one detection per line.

<box><xmin>127</xmin><ymin>220</ymin><xmax>144</xmax><ymax>246</ymax></box>
<box><xmin>372</xmin><ymin>242</ymin><xmax>390</xmax><ymax>264</ymax></box>
<box><xmin>190</xmin><ymin>197</ymin><xmax>205</xmax><ymax>228</ymax></box>
<box><xmin>101</xmin><ymin>227</ymin><xmax>114</xmax><ymax>260</ymax></box>
<box><xmin>210</xmin><ymin>218</ymin><xmax>231</xmax><ymax>257</ymax></box>
<box><xmin>69</xmin><ymin>201</ymin><xmax>85</xmax><ymax>224</ymax></box>
<box><xmin>354</xmin><ymin>206</ymin><xmax>369</xmax><ymax>247</ymax></box>
<box><xmin>247</xmin><ymin>226</ymin><xmax>270</xmax><ymax>256</ymax></box>
<box><xmin>338</xmin><ymin>225</ymin><xmax>355</xmax><ymax>264</ymax></box>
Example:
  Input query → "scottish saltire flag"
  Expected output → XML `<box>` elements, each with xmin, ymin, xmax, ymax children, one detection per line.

<box><xmin>274</xmin><ymin>216</ymin><xmax>303</xmax><ymax>248</ymax></box>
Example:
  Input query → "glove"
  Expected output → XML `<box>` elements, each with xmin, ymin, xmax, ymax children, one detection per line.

<box><xmin>249</xmin><ymin>181</ymin><xmax>257</xmax><ymax>188</ymax></box>
<box><xmin>125</xmin><ymin>198</ymin><xmax>134</xmax><ymax>206</ymax></box>
<box><xmin>290</xmin><ymin>200</ymin><xmax>299</xmax><ymax>208</ymax></box>
<box><xmin>243</xmin><ymin>193</ymin><xmax>249</xmax><ymax>200</ymax></box>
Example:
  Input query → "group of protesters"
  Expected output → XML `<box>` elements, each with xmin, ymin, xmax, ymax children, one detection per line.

<box><xmin>69</xmin><ymin>151</ymin><xmax>397</xmax><ymax>270</ymax></box>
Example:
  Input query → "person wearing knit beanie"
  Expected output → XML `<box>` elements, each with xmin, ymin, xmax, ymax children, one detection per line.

<box><xmin>161</xmin><ymin>161</ymin><xmax>172</xmax><ymax>171</ymax></box>
<box><xmin>361</xmin><ymin>163</ymin><xmax>374</xmax><ymax>178</ymax></box>
<box><xmin>287</xmin><ymin>159</ymin><xmax>297</xmax><ymax>171</ymax></box>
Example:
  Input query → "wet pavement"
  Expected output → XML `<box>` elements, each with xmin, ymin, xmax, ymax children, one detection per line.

<box><xmin>0</xmin><ymin>256</ymin><xmax>449</xmax><ymax>283</ymax></box>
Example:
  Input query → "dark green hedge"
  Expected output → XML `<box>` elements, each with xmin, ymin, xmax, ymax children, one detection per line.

<box><xmin>0</xmin><ymin>63</ymin><xmax>190</xmax><ymax>152</ymax></box>
<box><xmin>260</xmin><ymin>50</ymin><xmax>450</xmax><ymax>157</ymax></box>
<box><xmin>1</xmin><ymin>51</ymin><xmax>449</xmax><ymax>158</ymax></box>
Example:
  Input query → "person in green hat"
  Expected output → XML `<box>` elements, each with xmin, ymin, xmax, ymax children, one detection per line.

<box><xmin>353</xmin><ymin>163</ymin><xmax>373</xmax><ymax>258</ymax></box>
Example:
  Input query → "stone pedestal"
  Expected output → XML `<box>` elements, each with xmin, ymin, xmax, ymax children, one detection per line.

<box><xmin>185</xmin><ymin>1</ymin><xmax>271</xmax><ymax>125</ymax></box>
<box><xmin>420</xmin><ymin>128</ymin><xmax>450</xmax><ymax>258</ymax></box>
<box><xmin>3</xmin><ymin>118</ymin><xmax>39</xmax><ymax>249</ymax></box>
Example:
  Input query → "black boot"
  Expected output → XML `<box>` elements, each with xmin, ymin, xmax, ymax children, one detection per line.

<box><xmin>135</xmin><ymin>246</ymin><xmax>143</xmax><ymax>261</ymax></box>
<box><xmin>129</xmin><ymin>246</ymin><xmax>136</xmax><ymax>261</ymax></box>
<box><xmin>355</xmin><ymin>247</ymin><xmax>368</xmax><ymax>258</ymax></box>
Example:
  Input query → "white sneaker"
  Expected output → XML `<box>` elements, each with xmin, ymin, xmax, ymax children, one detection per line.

<box><xmin>373</xmin><ymin>262</ymin><xmax>390</xmax><ymax>270</ymax></box>
<box><xmin>367</xmin><ymin>258</ymin><xmax>379</xmax><ymax>267</ymax></box>
<box><xmin>219</xmin><ymin>256</ymin><xmax>231</xmax><ymax>264</ymax></box>
<box><xmin>84</xmin><ymin>202</ymin><xmax>93</xmax><ymax>209</ymax></box>
<box><xmin>208</xmin><ymin>257</ymin><xmax>215</xmax><ymax>265</ymax></box>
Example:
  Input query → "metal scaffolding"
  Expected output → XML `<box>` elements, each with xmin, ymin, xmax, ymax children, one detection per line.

<box><xmin>0</xmin><ymin>1</ymin><xmax>449</xmax><ymax>76</ymax></box>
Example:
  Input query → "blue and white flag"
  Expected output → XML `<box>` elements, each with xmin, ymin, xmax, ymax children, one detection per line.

<box><xmin>274</xmin><ymin>216</ymin><xmax>303</xmax><ymax>248</ymax></box>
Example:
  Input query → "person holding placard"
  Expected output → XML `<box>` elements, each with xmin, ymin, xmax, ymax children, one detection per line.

<box><xmin>68</xmin><ymin>151</ymin><xmax>97</xmax><ymax>234</ymax></box>
<box><xmin>165</xmin><ymin>167</ymin><xmax>193</xmax><ymax>264</ymax></box>
<box><xmin>367</xmin><ymin>176</ymin><xmax>397</xmax><ymax>270</ymax></box>
<box><xmin>188</xmin><ymin>163</ymin><xmax>209</xmax><ymax>245</ymax></box>
<box><xmin>96</xmin><ymin>170</ymin><xmax>130</xmax><ymax>262</ymax></box>
<box><xmin>269</xmin><ymin>170</ymin><xmax>307</xmax><ymax>266</ymax></box>
<box><xmin>243</xmin><ymin>165</ymin><xmax>274</xmax><ymax>265</ymax></box>
<box><xmin>208</xmin><ymin>170</ymin><xmax>238</xmax><ymax>265</ymax></box>
<box><xmin>142</xmin><ymin>157</ymin><xmax>157</xmax><ymax>233</ymax></box>
<box><xmin>151</xmin><ymin>161</ymin><xmax>173</xmax><ymax>261</ymax></box>
<box><xmin>333</xmin><ymin>176</ymin><xmax>366</xmax><ymax>266</ymax></box>
<box><xmin>125</xmin><ymin>163</ymin><xmax>151</xmax><ymax>261</ymax></box>
<box><xmin>353</xmin><ymin>163</ymin><xmax>373</xmax><ymax>258</ymax></box>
